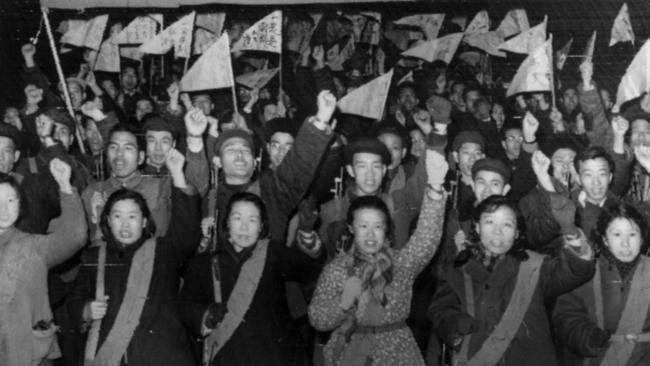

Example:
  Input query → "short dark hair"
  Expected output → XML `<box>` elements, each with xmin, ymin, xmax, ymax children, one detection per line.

<box><xmin>108</xmin><ymin>123</ymin><xmax>144</xmax><ymax>152</ymax></box>
<box><xmin>221</xmin><ymin>192</ymin><xmax>269</xmax><ymax>241</ymax></box>
<box><xmin>595</xmin><ymin>203</ymin><xmax>649</xmax><ymax>255</ymax></box>
<box><xmin>574</xmin><ymin>145</ymin><xmax>614</xmax><ymax>173</ymax></box>
<box><xmin>99</xmin><ymin>189</ymin><xmax>156</xmax><ymax>242</ymax></box>
<box><xmin>468</xmin><ymin>195</ymin><xmax>528</xmax><ymax>261</ymax></box>
<box><xmin>347</xmin><ymin>195</ymin><xmax>394</xmax><ymax>246</ymax></box>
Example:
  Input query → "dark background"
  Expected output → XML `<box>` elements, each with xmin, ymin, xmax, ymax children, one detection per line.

<box><xmin>0</xmin><ymin>0</ymin><xmax>645</xmax><ymax>110</ymax></box>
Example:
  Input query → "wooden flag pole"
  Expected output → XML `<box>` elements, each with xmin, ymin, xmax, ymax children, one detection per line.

<box><xmin>84</xmin><ymin>242</ymin><xmax>106</xmax><ymax>361</ymax></box>
<box><xmin>42</xmin><ymin>7</ymin><xmax>86</xmax><ymax>154</ymax></box>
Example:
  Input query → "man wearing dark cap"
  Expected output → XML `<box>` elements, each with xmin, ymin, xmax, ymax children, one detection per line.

<box><xmin>21</xmin><ymin>107</ymin><xmax>95</xmax><ymax>192</ymax></box>
<box><xmin>472</xmin><ymin>158</ymin><xmax>512</xmax><ymax>203</ymax></box>
<box><xmin>207</xmin><ymin>90</ymin><xmax>336</xmax><ymax>243</ymax></box>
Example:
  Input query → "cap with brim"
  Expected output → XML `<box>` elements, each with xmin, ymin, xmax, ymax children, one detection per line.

<box><xmin>214</xmin><ymin>129</ymin><xmax>255</xmax><ymax>156</ymax></box>
<box><xmin>452</xmin><ymin>131</ymin><xmax>485</xmax><ymax>152</ymax></box>
<box><xmin>64</xmin><ymin>77</ymin><xmax>87</xmax><ymax>90</ymax></box>
<box><xmin>346</xmin><ymin>137</ymin><xmax>391</xmax><ymax>166</ymax></box>
<box><xmin>471</xmin><ymin>157</ymin><xmax>511</xmax><ymax>184</ymax></box>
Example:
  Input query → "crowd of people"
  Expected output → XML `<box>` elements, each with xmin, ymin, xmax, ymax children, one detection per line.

<box><xmin>2</xmin><ymin>6</ymin><xmax>650</xmax><ymax>366</ymax></box>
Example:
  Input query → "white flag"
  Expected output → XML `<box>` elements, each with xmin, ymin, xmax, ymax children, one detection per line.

<box><xmin>139</xmin><ymin>12</ymin><xmax>195</xmax><ymax>58</ymax></box>
<box><xmin>583</xmin><ymin>31</ymin><xmax>596</xmax><ymax>63</ymax></box>
<box><xmin>180</xmin><ymin>33</ymin><xmax>234</xmax><ymax>92</ymax></box>
<box><xmin>338</xmin><ymin>69</ymin><xmax>394</xmax><ymax>120</ymax></box>
<box><xmin>465</xmin><ymin>31</ymin><xmax>506</xmax><ymax>57</ymax></box>
<box><xmin>94</xmin><ymin>30</ymin><xmax>120</xmax><ymax>73</ymax></box>
<box><xmin>120</xmin><ymin>46</ymin><xmax>143</xmax><ymax>61</ymax></box>
<box><xmin>235</xmin><ymin>68</ymin><xmax>279</xmax><ymax>89</ymax></box>
<box><xmin>610</xmin><ymin>3</ymin><xmax>635</xmax><ymax>46</ymax></box>
<box><xmin>499</xmin><ymin>15</ymin><xmax>546</xmax><ymax>54</ymax></box>
<box><xmin>232</xmin><ymin>11</ymin><xmax>282</xmax><ymax>53</ymax></box>
<box><xmin>497</xmin><ymin>9</ymin><xmax>530</xmax><ymax>38</ymax></box>
<box><xmin>394</xmin><ymin>14</ymin><xmax>445</xmax><ymax>40</ymax></box>
<box><xmin>616</xmin><ymin>38</ymin><xmax>650</xmax><ymax>105</ymax></box>
<box><xmin>506</xmin><ymin>38</ymin><xmax>552</xmax><ymax>97</ymax></box>
<box><xmin>401</xmin><ymin>33</ymin><xmax>464</xmax><ymax>64</ymax></box>
<box><xmin>196</xmin><ymin>13</ymin><xmax>226</xmax><ymax>34</ymax></box>
<box><xmin>193</xmin><ymin>28</ymin><xmax>218</xmax><ymax>55</ymax></box>
<box><xmin>60</xmin><ymin>15</ymin><xmax>109</xmax><ymax>50</ymax></box>
<box><xmin>115</xmin><ymin>14</ymin><xmax>162</xmax><ymax>44</ymax></box>
<box><xmin>465</xmin><ymin>11</ymin><xmax>490</xmax><ymax>37</ymax></box>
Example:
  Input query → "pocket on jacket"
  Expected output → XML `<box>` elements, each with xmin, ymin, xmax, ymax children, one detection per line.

<box><xmin>32</xmin><ymin>325</ymin><xmax>60</xmax><ymax>363</ymax></box>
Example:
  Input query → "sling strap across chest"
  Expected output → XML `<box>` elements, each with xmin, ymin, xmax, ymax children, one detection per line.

<box><xmin>592</xmin><ymin>256</ymin><xmax>650</xmax><ymax>366</ymax></box>
<box><xmin>203</xmin><ymin>239</ymin><xmax>269</xmax><ymax>365</ymax></box>
<box><xmin>85</xmin><ymin>238</ymin><xmax>157</xmax><ymax>366</ymax></box>
<box><xmin>455</xmin><ymin>250</ymin><xmax>545</xmax><ymax>366</ymax></box>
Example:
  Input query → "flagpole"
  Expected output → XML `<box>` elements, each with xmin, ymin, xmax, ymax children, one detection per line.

<box><xmin>549</xmin><ymin>34</ymin><xmax>556</xmax><ymax>108</ymax></box>
<box><xmin>279</xmin><ymin>52</ymin><xmax>283</xmax><ymax>95</ymax></box>
<box><xmin>41</xmin><ymin>7</ymin><xmax>86</xmax><ymax>155</ymax></box>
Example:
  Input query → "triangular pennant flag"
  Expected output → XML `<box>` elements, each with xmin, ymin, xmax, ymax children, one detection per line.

<box><xmin>120</xmin><ymin>46</ymin><xmax>143</xmax><ymax>61</ymax></box>
<box><xmin>555</xmin><ymin>38</ymin><xmax>573</xmax><ymax>70</ymax></box>
<box><xmin>398</xmin><ymin>70</ymin><xmax>414</xmax><ymax>85</ymax></box>
<box><xmin>232</xmin><ymin>11</ymin><xmax>282</xmax><ymax>53</ymax></box>
<box><xmin>94</xmin><ymin>28</ymin><xmax>120</xmax><ymax>73</ymax></box>
<box><xmin>583</xmin><ymin>31</ymin><xmax>596</xmax><ymax>63</ymax></box>
<box><xmin>610</xmin><ymin>3</ymin><xmax>635</xmax><ymax>47</ymax></box>
<box><xmin>139</xmin><ymin>12</ymin><xmax>195</xmax><ymax>58</ymax></box>
<box><xmin>506</xmin><ymin>38</ymin><xmax>553</xmax><ymax>97</ymax></box>
<box><xmin>394</xmin><ymin>14</ymin><xmax>445</xmax><ymax>40</ymax></box>
<box><xmin>196</xmin><ymin>13</ymin><xmax>225</xmax><ymax>34</ymax></box>
<box><xmin>497</xmin><ymin>9</ymin><xmax>530</xmax><ymax>38</ymax></box>
<box><xmin>180</xmin><ymin>33</ymin><xmax>234</xmax><ymax>92</ymax></box>
<box><xmin>465</xmin><ymin>11</ymin><xmax>490</xmax><ymax>37</ymax></box>
<box><xmin>616</xmin><ymin>38</ymin><xmax>650</xmax><ymax>105</ymax></box>
<box><xmin>451</xmin><ymin>15</ymin><xmax>468</xmax><ymax>31</ymax></box>
<box><xmin>235</xmin><ymin>68</ymin><xmax>279</xmax><ymax>89</ymax></box>
<box><xmin>193</xmin><ymin>28</ymin><xmax>218</xmax><ymax>55</ymax></box>
<box><xmin>465</xmin><ymin>31</ymin><xmax>506</xmax><ymax>57</ymax></box>
<box><xmin>115</xmin><ymin>14</ymin><xmax>162</xmax><ymax>44</ymax></box>
<box><xmin>327</xmin><ymin>37</ymin><xmax>356</xmax><ymax>71</ymax></box>
<box><xmin>60</xmin><ymin>15</ymin><xmax>109</xmax><ymax>50</ymax></box>
<box><xmin>401</xmin><ymin>33</ymin><xmax>464</xmax><ymax>64</ymax></box>
<box><xmin>338</xmin><ymin>69</ymin><xmax>394</xmax><ymax>120</ymax></box>
<box><xmin>499</xmin><ymin>15</ymin><xmax>546</xmax><ymax>54</ymax></box>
